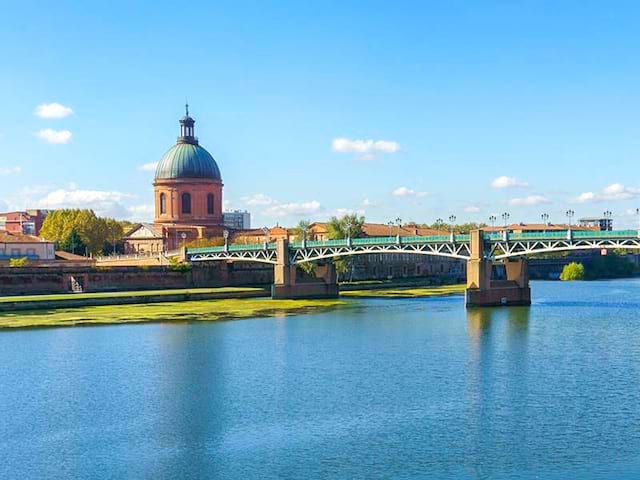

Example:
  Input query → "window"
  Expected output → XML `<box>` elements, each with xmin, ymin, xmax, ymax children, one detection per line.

<box><xmin>160</xmin><ymin>193</ymin><xmax>166</xmax><ymax>214</ymax></box>
<box><xmin>181</xmin><ymin>193</ymin><xmax>191</xmax><ymax>214</ymax></box>
<box><xmin>26</xmin><ymin>248</ymin><xmax>36</xmax><ymax>256</ymax></box>
<box><xmin>11</xmin><ymin>248</ymin><xmax>20</xmax><ymax>256</ymax></box>
<box><xmin>207</xmin><ymin>193</ymin><xmax>214</xmax><ymax>215</ymax></box>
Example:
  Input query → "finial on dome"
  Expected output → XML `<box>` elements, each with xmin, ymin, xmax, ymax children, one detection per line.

<box><xmin>185</xmin><ymin>100</ymin><xmax>189</xmax><ymax>117</ymax></box>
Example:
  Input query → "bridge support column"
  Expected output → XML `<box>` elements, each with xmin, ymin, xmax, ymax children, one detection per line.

<box><xmin>465</xmin><ymin>230</ymin><xmax>531</xmax><ymax>307</ymax></box>
<box><xmin>271</xmin><ymin>239</ymin><xmax>339</xmax><ymax>299</ymax></box>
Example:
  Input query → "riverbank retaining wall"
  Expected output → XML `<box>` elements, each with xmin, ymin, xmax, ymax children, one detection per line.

<box><xmin>0</xmin><ymin>262</ymin><xmax>273</xmax><ymax>295</ymax></box>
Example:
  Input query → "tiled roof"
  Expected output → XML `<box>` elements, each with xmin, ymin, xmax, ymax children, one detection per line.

<box><xmin>0</xmin><ymin>231</ymin><xmax>51</xmax><ymax>243</ymax></box>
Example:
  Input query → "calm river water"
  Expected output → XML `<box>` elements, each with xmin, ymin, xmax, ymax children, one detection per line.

<box><xmin>2</xmin><ymin>280</ymin><xmax>640</xmax><ymax>479</ymax></box>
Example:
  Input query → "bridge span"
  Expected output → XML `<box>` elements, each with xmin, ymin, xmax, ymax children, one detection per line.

<box><xmin>184</xmin><ymin>229</ymin><xmax>640</xmax><ymax>306</ymax></box>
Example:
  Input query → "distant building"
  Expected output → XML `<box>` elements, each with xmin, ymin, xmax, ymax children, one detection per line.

<box><xmin>579</xmin><ymin>217</ymin><xmax>613</xmax><ymax>231</ymax></box>
<box><xmin>0</xmin><ymin>231</ymin><xmax>55</xmax><ymax>260</ymax></box>
<box><xmin>0</xmin><ymin>209</ymin><xmax>49</xmax><ymax>235</ymax></box>
<box><xmin>223</xmin><ymin>210</ymin><xmax>251</xmax><ymax>230</ymax></box>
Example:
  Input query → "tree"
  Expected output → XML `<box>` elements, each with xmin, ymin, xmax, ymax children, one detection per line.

<box><xmin>560</xmin><ymin>262</ymin><xmax>585</xmax><ymax>281</ymax></box>
<box><xmin>59</xmin><ymin>228</ymin><xmax>87</xmax><ymax>255</ymax></box>
<box><xmin>292</xmin><ymin>219</ymin><xmax>312</xmax><ymax>241</ymax></box>
<box><xmin>326</xmin><ymin>214</ymin><xmax>365</xmax><ymax>282</ymax></box>
<box><xmin>40</xmin><ymin>209</ymin><xmax>113</xmax><ymax>255</ymax></box>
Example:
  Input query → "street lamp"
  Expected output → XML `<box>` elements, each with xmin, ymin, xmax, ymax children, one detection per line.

<box><xmin>541</xmin><ymin>213</ymin><xmax>549</xmax><ymax>226</ymax></box>
<box><xmin>395</xmin><ymin>217</ymin><xmax>402</xmax><ymax>236</ymax></box>
<box><xmin>387</xmin><ymin>221</ymin><xmax>394</xmax><ymax>237</ymax></box>
<box><xmin>603</xmin><ymin>210</ymin><xmax>612</xmax><ymax>231</ymax></box>
<box><xmin>448</xmin><ymin>215</ymin><xmax>456</xmax><ymax>234</ymax></box>
<box><xmin>566</xmin><ymin>209</ymin><xmax>575</xmax><ymax>227</ymax></box>
<box><xmin>223</xmin><ymin>229</ymin><xmax>229</xmax><ymax>248</ymax></box>
<box><xmin>436</xmin><ymin>217</ymin><xmax>444</xmax><ymax>232</ymax></box>
<box><xmin>489</xmin><ymin>215</ymin><xmax>496</xmax><ymax>228</ymax></box>
<box><xmin>180</xmin><ymin>232</ymin><xmax>187</xmax><ymax>249</ymax></box>
<box><xmin>501</xmin><ymin>212</ymin><xmax>510</xmax><ymax>228</ymax></box>
<box><xmin>636</xmin><ymin>208</ymin><xmax>640</xmax><ymax>230</ymax></box>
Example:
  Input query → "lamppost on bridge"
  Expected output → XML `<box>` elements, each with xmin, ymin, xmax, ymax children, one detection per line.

<box><xmin>501</xmin><ymin>212</ymin><xmax>510</xmax><ymax>228</ymax></box>
<box><xmin>387</xmin><ymin>221</ymin><xmax>394</xmax><ymax>237</ymax></box>
<box><xmin>636</xmin><ymin>208</ymin><xmax>640</xmax><ymax>232</ymax></box>
<box><xmin>223</xmin><ymin>229</ymin><xmax>229</xmax><ymax>250</ymax></box>
<box><xmin>541</xmin><ymin>213</ymin><xmax>549</xmax><ymax>226</ymax></box>
<box><xmin>436</xmin><ymin>217</ymin><xmax>444</xmax><ymax>232</ymax></box>
<box><xmin>489</xmin><ymin>215</ymin><xmax>496</xmax><ymax>228</ymax></box>
<box><xmin>603</xmin><ymin>210</ymin><xmax>612</xmax><ymax>231</ymax></box>
<box><xmin>395</xmin><ymin>217</ymin><xmax>402</xmax><ymax>237</ymax></box>
<box><xmin>566</xmin><ymin>209</ymin><xmax>575</xmax><ymax>228</ymax></box>
<box><xmin>448</xmin><ymin>215</ymin><xmax>456</xmax><ymax>234</ymax></box>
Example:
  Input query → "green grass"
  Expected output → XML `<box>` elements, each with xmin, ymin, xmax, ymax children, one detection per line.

<box><xmin>341</xmin><ymin>284</ymin><xmax>465</xmax><ymax>298</ymax></box>
<box><xmin>0</xmin><ymin>297</ymin><xmax>347</xmax><ymax>329</ymax></box>
<box><xmin>0</xmin><ymin>287</ymin><xmax>265</xmax><ymax>303</ymax></box>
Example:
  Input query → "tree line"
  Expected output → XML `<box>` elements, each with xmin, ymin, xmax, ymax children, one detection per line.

<box><xmin>40</xmin><ymin>209</ymin><xmax>133</xmax><ymax>256</ymax></box>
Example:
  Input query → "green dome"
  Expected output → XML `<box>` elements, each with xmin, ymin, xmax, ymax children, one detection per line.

<box><xmin>155</xmin><ymin>143</ymin><xmax>221</xmax><ymax>180</ymax></box>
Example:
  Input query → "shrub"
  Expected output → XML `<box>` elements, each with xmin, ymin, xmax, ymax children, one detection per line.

<box><xmin>560</xmin><ymin>262</ymin><xmax>585</xmax><ymax>281</ymax></box>
<box><xmin>9</xmin><ymin>257</ymin><xmax>29</xmax><ymax>268</ymax></box>
<box><xmin>168</xmin><ymin>257</ymin><xmax>192</xmax><ymax>273</ymax></box>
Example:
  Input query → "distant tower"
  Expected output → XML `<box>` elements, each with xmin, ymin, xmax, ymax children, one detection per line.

<box><xmin>153</xmin><ymin>106</ymin><xmax>224</xmax><ymax>228</ymax></box>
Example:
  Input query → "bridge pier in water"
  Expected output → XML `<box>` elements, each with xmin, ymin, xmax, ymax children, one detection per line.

<box><xmin>465</xmin><ymin>230</ymin><xmax>531</xmax><ymax>307</ymax></box>
<box><xmin>271</xmin><ymin>239</ymin><xmax>339</xmax><ymax>299</ymax></box>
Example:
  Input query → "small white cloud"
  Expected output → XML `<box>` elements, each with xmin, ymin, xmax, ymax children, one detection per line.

<box><xmin>242</xmin><ymin>193</ymin><xmax>275</xmax><ymax>206</ymax></box>
<box><xmin>128</xmin><ymin>204</ymin><xmax>154</xmax><ymax>219</ymax></box>
<box><xmin>334</xmin><ymin>207</ymin><xmax>366</xmax><ymax>217</ymax></box>
<box><xmin>491</xmin><ymin>176</ymin><xmax>529</xmax><ymax>189</ymax></box>
<box><xmin>34</xmin><ymin>102</ymin><xmax>74</xmax><ymax>119</ymax></box>
<box><xmin>508</xmin><ymin>195</ymin><xmax>551</xmax><ymax>206</ymax></box>
<box><xmin>36</xmin><ymin>128</ymin><xmax>72</xmax><ymax>144</ymax></box>
<box><xmin>264</xmin><ymin>200</ymin><xmax>321</xmax><ymax>217</ymax></box>
<box><xmin>392</xmin><ymin>186</ymin><xmax>428</xmax><ymax>197</ymax></box>
<box><xmin>574</xmin><ymin>183</ymin><xmax>640</xmax><ymax>203</ymax></box>
<box><xmin>332</xmin><ymin>137</ymin><xmax>400</xmax><ymax>160</ymax></box>
<box><xmin>139</xmin><ymin>162</ymin><xmax>158</xmax><ymax>172</ymax></box>
<box><xmin>464</xmin><ymin>205</ymin><xmax>481</xmax><ymax>213</ymax></box>
<box><xmin>38</xmin><ymin>187</ymin><xmax>135</xmax><ymax>217</ymax></box>
<box><xmin>0</xmin><ymin>166</ymin><xmax>21</xmax><ymax>176</ymax></box>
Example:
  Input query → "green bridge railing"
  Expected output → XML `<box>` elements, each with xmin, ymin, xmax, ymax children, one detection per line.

<box><xmin>186</xmin><ymin>230</ymin><xmax>639</xmax><ymax>255</ymax></box>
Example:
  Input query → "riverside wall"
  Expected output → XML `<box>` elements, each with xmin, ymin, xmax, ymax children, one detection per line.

<box><xmin>0</xmin><ymin>262</ymin><xmax>273</xmax><ymax>296</ymax></box>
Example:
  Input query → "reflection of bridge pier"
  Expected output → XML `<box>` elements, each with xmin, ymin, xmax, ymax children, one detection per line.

<box><xmin>272</xmin><ymin>239</ymin><xmax>339</xmax><ymax>299</ymax></box>
<box><xmin>465</xmin><ymin>230</ymin><xmax>531</xmax><ymax>307</ymax></box>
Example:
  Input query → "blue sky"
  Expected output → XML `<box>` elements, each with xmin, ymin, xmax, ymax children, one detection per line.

<box><xmin>1</xmin><ymin>0</ymin><xmax>640</xmax><ymax>227</ymax></box>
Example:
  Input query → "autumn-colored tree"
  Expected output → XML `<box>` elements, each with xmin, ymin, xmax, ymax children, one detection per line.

<box><xmin>40</xmin><ymin>209</ymin><xmax>115</xmax><ymax>255</ymax></box>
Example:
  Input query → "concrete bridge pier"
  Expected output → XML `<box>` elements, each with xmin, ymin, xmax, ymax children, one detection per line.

<box><xmin>465</xmin><ymin>230</ymin><xmax>531</xmax><ymax>307</ymax></box>
<box><xmin>271</xmin><ymin>239</ymin><xmax>339</xmax><ymax>299</ymax></box>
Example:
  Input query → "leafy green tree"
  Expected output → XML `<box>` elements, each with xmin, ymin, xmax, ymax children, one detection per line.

<box><xmin>40</xmin><ymin>209</ymin><xmax>114</xmax><ymax>255</ymax></box>
<box><xmin>560</xmin><ymin>262</ymin><xmax>585</xmax><ymax>281</ymax></box>
<box><xmin>59</xmin><ymin>228</ymin><xmax>87</xmax><ymax>255</ymax></box>
<box><xmin>585</xmin><ymin>254</ymin><xmax>635</xmax><ymax>279</ymax></box>
<box><xmin>292</xmin><ymin>219</ymin><xmax>312</xmax><ymax>241</ymax></box>
<box><xmin>326</xmin><ymin>214</ymin><xmax>365</xmax><ymax>282</ymax></box>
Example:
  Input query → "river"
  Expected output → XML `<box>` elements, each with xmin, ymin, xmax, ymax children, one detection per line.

<box><xmin>1</xmin><ymin>280</ymin><xmax>640</xmax><ymax>479</ymax></box>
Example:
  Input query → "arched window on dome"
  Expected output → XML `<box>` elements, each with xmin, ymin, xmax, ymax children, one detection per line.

<box><xmin>181</xmin><ymin>193</ymin><xmax>191</xmax><ymax>214</ymax></box>
<box><xmin>159</xmin><ymin>193</ymin><xmax>166</xmax><ymax>215</ymax></box>
<box><xmin>207</xmin><ymin>194</ymin><xmax>215</xmax><ymax>215</ymax></box>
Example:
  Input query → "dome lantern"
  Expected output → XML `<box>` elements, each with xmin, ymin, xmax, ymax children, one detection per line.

<box><xmin>178</xmin><ymin>102</ymin><xmax>197</xmax><ymax>145</ymax></box>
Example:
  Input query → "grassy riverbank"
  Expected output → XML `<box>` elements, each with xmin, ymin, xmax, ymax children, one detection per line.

<box><xmin>342</xmin><ymin>284</ymin><xmax>465</xmax><ymax>298</ymax></box>
<box><xmin>0</xmin><ymin>297</ymin><xmax>346</xmax><ymax>329</ymax></box>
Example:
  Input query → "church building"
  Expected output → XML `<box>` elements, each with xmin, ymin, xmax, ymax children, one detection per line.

<box><xmin>124</xmin><ymin>107</ymin><xmax>226</xmax><ymax>253</ymax></box>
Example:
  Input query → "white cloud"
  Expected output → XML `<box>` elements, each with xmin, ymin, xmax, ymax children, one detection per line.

<box><xmin>332</xmin><ymin>137</ymin><xmax>400</xmax><ymax>160</ymax></box>
<box><xmin>464</xmin><ymin>205</ymin><xmax>481</xmax><ymax>213</ymax></box>
<box><xmin>491</xmin><ymin>176</ymin><xmax>529</xmax><ymax>189</ymax></box>
<box><xmin>333</xmin><ymin>207</ymin><xmax>366</xmax><ymax>217</ymax></box>
<box><xmin>264</xmin><ymin>200</ymin><xmax>321</xmax><ymax>217</ymax></box>
<box><xmin>139</xmin><ymin>162</ymin><xmax>158</xmax><ymax>172</ymax></box>
<box><xmin>36</xmin><ymin>128</ymin><xmax>72</xmax><ymax>144</ymax></box>
<box><xmin>38</xmin><ymin>187</ymin><xmax>135</xmax><ymax>217</ymax></box>
<box><xmin>574</xmin><ymin>183</ymin><xmax>640</xmax><ymax>203</ymax></box>
<box><xmin>127</xmin><ymin>204</ymin><xmax>155</xmax><ymax>220</ymax></box>
<box><xmin>392</xmin><ymin>186</ymin><xmax>428</xmax><ymax>197</ymax></box>
<box><xmin>34</xmin><ymin>102</ymin><xmax>73</xmax><ymax>119</ymax></box>
<box><xmin>508</xmin><ymin>195</ymin><xmax>551</xmax><ymax>206</ymax></box>
<box><xmin>242</xmin><ymin>193</ymin><xmax>275</xmax><ymax>206</ymax></box>
<box><xmin>0</xmin><ymin>166</ymin><xmax>21</xmax><ymax>176</ymax></box>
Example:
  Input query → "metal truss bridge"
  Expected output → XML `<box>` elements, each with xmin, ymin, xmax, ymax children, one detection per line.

<box><xmin>186</xmin><ymin>229</ymin><xmax>640</xmax><ymax>265</ymax></box>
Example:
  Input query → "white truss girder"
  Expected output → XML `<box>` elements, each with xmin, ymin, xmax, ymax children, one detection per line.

<box><xmin>189</xmin><ymin>249</ymin><xmax>278</xmax><ymax>264</ymax></box>
<box><xmin>290</xmin><ymin>242</ymin><xmax>472</xmax><ymax>264</ymax></box>
<box><xmin>491</xmin><ymin>238</ymin><xmax>640</xmax><ymax>260</ymax></box>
